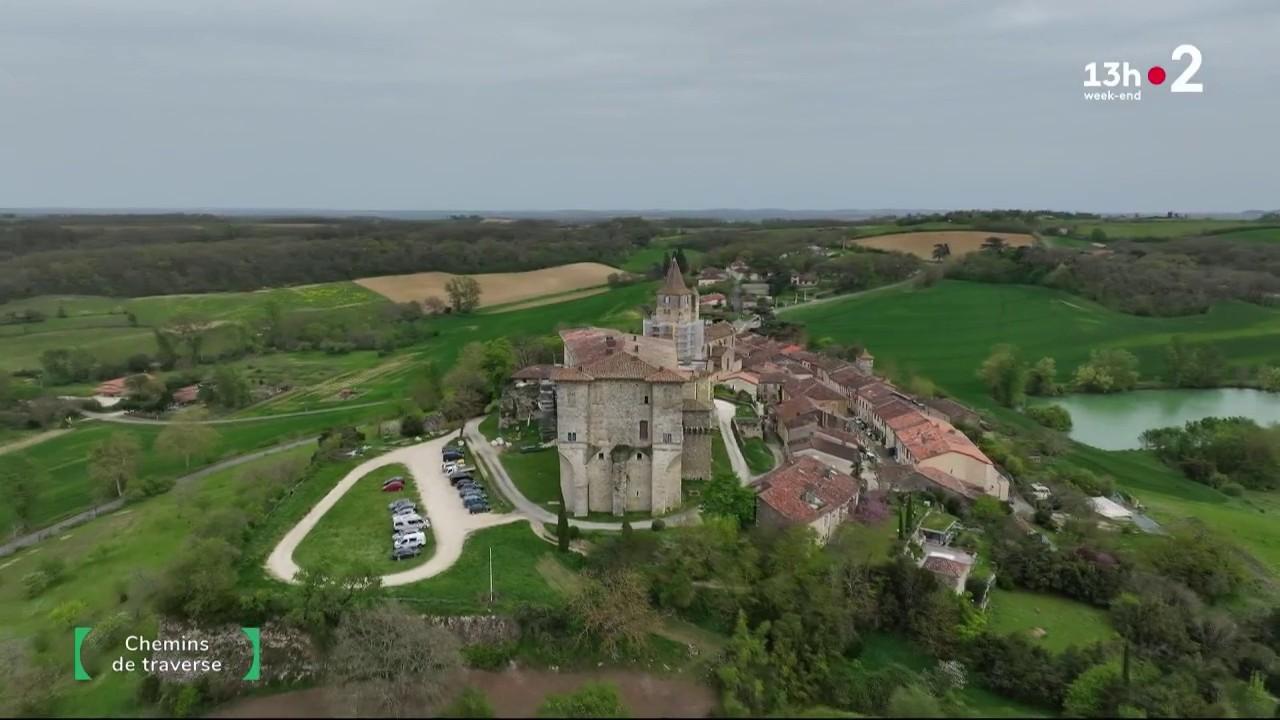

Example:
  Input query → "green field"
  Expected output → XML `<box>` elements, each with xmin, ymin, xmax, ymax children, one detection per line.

<box><xmin>1067</xmin><ymin>219</ymin><xmax>1253</xmax><ymax>240</ymax></box>
<box><xmin>620</xmin><ymin>244</ymin><xmax>706</xmax><ymax>273</ymax></box>
<box><xmin>1209</xmin><ymin>226</ymin><xmax>1280</xmax><ymax>243</ymax></box>
<box><xmin>0</xmin><ymin>405</ymin><xmax>385</xmax><ymax>536</ymax></box>
<box><xmin>385</xmin><ymin>521</ymin><xmax>570</xmax><ymax>615</ymax></box>
<box><xmin>0</xmin><ymin>282</ymin><xmax>386</xmax><ymax>372</ymax></box>
<box><xmin>0</xmin><ymin>445</ymin><xmax>315</xmax><ymax>716</ymax></box>
<box><xmin>293</xmin><ymin>464</ymin><xmax>434</xmax><ymax>573</ymax></box>
<box><xmin>787</xmin><ymin>280</ymin><xmax>1280</xmax><ymax>407</ymax></box>
<box><xmin>986</xmin><ymin>589</ymin><xmax>1113</xmax><ymax>653</ymax></box>
<box><xmin>1070</xmin><ymin>445</ymin><xmax>1280</xmax><ymax>575</ymax></box>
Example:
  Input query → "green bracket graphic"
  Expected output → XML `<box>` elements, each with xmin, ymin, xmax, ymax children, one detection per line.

<box><xmin>73</xmin><ymin>626</ymin><xmax>93</xmax><ymax>681</ymax></box>
<box><xmin>242</xmin><ymin>627</ymin><xmax>261</xmax><ymax>681</ymax></box>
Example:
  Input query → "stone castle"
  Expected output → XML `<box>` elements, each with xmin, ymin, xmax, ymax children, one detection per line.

<box><xmin>502</xmin><ymin>259</ymin><xmax>742</xmax><ymax>516</ymax></box>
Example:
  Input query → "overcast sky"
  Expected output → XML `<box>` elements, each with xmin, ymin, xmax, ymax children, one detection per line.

<box><xmin>0</xmin><ymin>0</ymin><xmax>1276</xmax><ymax>212</ymax></box>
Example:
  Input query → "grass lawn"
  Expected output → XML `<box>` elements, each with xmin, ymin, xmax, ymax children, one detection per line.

<box><xmin>620</xmin><ymin>245</ymin><xmax>706</xmax><ymax>274</ymax></box>
<box><xmin>385</xmin><ymin>522</ymin><xmax>570</xmax><ymax>614</ymax></box>
<box><xmin>0</xmin><ymin>445</ymin><xmax>315</xmax><ymax>717</ymax></box>
<box><xmin>740</xmin><ymin>436</ymin><xmax>775</xmax><ymax>474</ymax></box>
<box><xmin>834</xmin><ymin>516</ymin><xmax>898</xmax><ymax>563</ymax></box>
<box><xmin>986</xmin><ymin>588</ymin><xmax>1114</xmax><ymax>653</ymax></box>
<box><xmin>712</xmin><ymin>431</ymin><xmax>733</xmax><ymax>478</ymax></box>
<box><xmin>1208</xmin><ymin>226</ymin><xmax>1280</xmax><ymax>244</ymax></box>
<box><xmin>292</xmin><ymin>463</ymin><xmax>434</xmax><ymax>574</ymax></box>
<box><xmin>500</xmin><ymin>448</ymin><xmax>562</xmax><ymax>508</ymax></box>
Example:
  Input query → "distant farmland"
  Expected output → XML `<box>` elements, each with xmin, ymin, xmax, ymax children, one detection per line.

<box><xmin>853</xmin><ymin>230</ymin><xmax>1034</xmax><ymax>259</ymax></box>
<box><xmin>355</xmin><ymin>262</ymin><xmax>620</xmax><ymax>307</ymax></box>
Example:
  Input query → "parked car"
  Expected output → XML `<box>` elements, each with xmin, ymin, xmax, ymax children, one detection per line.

<box><xmin>467</xmin><ymin>503</ymin><xmax>491</xmax><ymax>514</ymax></box>
<box><xmin>392</xmin><ymin>514</ymin><xmax>425</xmax><ymax>533</ymax></box>
<box><xmin>442</xmin><ymin>450</ymin><xmax>464</xmax><ymax>462</ymax></box>
<box><xmin>382</xmin><ymin>475</ymin><xmax>406</xmax><ymax>486</ymax></box>
<box><xmin>391</xmin><ymin>505</ymin><xmax>419</xmax><ymax>517</ymax></box>
<box><xmin>390</xmin><ymin>545</ymin><xmax>422</xmax><ymax>561</ymax></box>
<box><xmin>449</xmin><ymin>473</ymin><xmax>473</xmax><ymax>485</ymax></box>
<box><xmin>381</xmin><ymin>480</ymin><xmax>405</xmax><ymax>492</ymax></box>
<box><xmin>388</xmin><ymin>499</ymin><xmax>416</xmax><ymax>512</ymax></box>
<box><xmin>393</xmin><ymin>530</ymin><xmax>427</xmax><ymax>549</ymax></box>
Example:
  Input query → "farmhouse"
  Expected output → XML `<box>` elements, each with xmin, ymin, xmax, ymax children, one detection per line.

<box><xmin>919</xmin><ymin>546</ymin><xmax>976</xmax><ymax>594</ymax></box>
<box><xmin>700</xmin><ymin>292</ymin><xmax>727</xmax><ymax>309</ymax></box>
<box><xmin>94</xmin><ymin>376</ymin><xmax>130</xmax><ymax>397</ymax></box>
<box><xmin>698</xmin><ymin>267</ymin><xmax>729</xmax><ymax>287</ymax></box>
<box><xmin>754</xmin><ymin>456</ymin><xmax>859</xmax><ymax>544</ymax></box>
<box><xmin>171</xmin><ymin>385</ymin><xmax>200</xmax><ymax>405</ymax></box>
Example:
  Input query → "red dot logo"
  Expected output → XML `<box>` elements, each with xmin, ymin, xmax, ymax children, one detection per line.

<box><xmin>1148</xmin><ymin>66</ymin><xmax>1166</xmax><ymax>85</ymax></box>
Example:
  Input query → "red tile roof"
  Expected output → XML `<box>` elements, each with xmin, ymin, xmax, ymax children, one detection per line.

<box><xmin>897</xmin><ymin>417</ymin><xmax>992</xmax><ymax>465</ymax></box>
<box><xmin>705</xmin><ymin>321</ymin><xmax>735</xmax><ymax>341</ymax></box>
<box><xmin>756</xmin><ymin>456</ymin><xmax>858</xmax><ymax>524</ymax></box>
<box><xmin>876</xmin><ymin>400</ymin><xmax>920</xmax><ymax>422</ymax></box>
<box><xmin>95</xmin><ymin>377</ymin><xmax>129</xmax><ymax>396</ymax></box>
<box><xmin>915</xmin><ymin>466</ymin><xmax>980</xmax><ymax>499</ymax></box>
<box><xmin>171</xmin><ymin>384</ymin><xmax>200</xmax><ymax>404</ymax></box>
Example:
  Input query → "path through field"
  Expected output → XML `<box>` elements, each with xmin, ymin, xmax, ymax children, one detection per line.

<box><xmin>713</xmin><ymin>399</ymin><xmax>754</xmax><ymax>483</ymax></box>
<box><xmin>0</xmin><ymin>428</ymin><xmax>69</xmax><ymax>456</ymax></box>
<box><xmin>80</xmin><ymin>401</ymin><xmax>387</xmax><ymax>425</ymax></box>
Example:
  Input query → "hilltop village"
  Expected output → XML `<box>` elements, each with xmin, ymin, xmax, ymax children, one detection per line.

<box><xmin>503</xmin><ymin>259</ymin><xmax>1010</xmax><ymax>589</ymax></box>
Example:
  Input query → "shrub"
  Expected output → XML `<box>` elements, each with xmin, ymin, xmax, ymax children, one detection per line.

<box><xmin>651</xmin><ymin>518</ymin><xmax>666</xmax><ymax>532</ymax></box>
<box><xmin>1026</xmin><ymin>404</ymin><xmax>1072</xmax><ymax>431</ymax></box>
<box><xmin>1221</xmin><ymin>481</ymin><xmax>1246</xmax><ymax>497</ymax></box>
<box><xmin>462</xmin><ymin>642</ymin><xmax>516</xmax><ymax>671</ymax></box>
<box><xmin>21</xmin><ymin>570</ymin><xmax>53</xmax><ymax>599</ymax></box>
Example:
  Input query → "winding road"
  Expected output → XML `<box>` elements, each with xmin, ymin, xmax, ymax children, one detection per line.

<box><xmin>265</xmin><ymin>430</ymin><xmax>523</xmax><ymax>587</ymax></box>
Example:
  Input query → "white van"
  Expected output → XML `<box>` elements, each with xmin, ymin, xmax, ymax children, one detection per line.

<box><xmin>393</xmin><ymin>531</ymin><xmax>427</xmax><ymax>549</ymax></box>
<box><xmin>392</xmin><ymin>514</ymin><xmax>425</xmax><ymax>533</ymax></box>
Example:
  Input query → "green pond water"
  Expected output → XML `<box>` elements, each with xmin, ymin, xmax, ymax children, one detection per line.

<box><xmin>1041</xmin><ymin>388</ymin><xmax>1280</xmax><ymax>450</ymax></box>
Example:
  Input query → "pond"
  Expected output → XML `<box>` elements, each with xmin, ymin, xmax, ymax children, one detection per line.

<box><xmin>1039</xmin><ymin>388</ymin><xmax>1280</xmax><ymax>450</ymax></box>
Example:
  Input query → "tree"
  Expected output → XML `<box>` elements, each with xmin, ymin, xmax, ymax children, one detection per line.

<box><xmin>978</xmin><ymin>344</ymin><xmax>1026</xmax><ymax>407</ymax></box>
<box><xmin>1063</xmin><ymin>662</ymin><xmax>1125</xmax><ymax>717</ymax></box>
<box><xmin>0</xmin><ymin>456</ymin><xmax>42</xmax><ymax>532</ymax></box>
<box><xmin>699</xmin><ymin>470</ymin><xmax>755</xmax><ymax>528</ymax></box>
<box><xmin>156</xmin><ymin>409</ymin><xmax>219</xmax><ymax>469</ymax></box>
<box><xmin>981</xmin><ymin>236</ymin><xmax>1008</xmax><ymax>254</ymax></box>
<box><xmin>1089</xmin><ymin>228</ymin><xmax>1108</xmax><ymax>244</ymax></box>
<box><xmin>1164</xmin><ymin>336</ymin><xmax>1226</xmax><ymax>388</ymax></box>
<box><xmin>89</xmin><ymin>432</ymin><xmax>142</xmax><ymax>499</ymax></box>
<box><xmin>557</xmin><ymin>501</ymin><xmax>571</xmax><ymax>553</ymax></box>
<box><xmin>931</xmin><ymin>243</ymin><xmax>952</xmax><ymax>261</ymax></box>
<box><xmin>1026</xmin><ymin>404</ymin><xmax>1072</xmax><ymax>431</ymax></box>
<box><xmin>1260</xmin><ymin>365</ymin><xmax>1280</xmax><ymax>392</ymax></box>
<box><xmin>289</xmin><ymin>562</ymin><xmax>382</xmax><ymax>632</ymax></box>
<box><xmin>328</xmin><ymin>603</ymin><xmax>462</xmax><ymax>717</ymax></box>
<box><xmin>445</xmin><ymin>276</ymin><xmax>482</xmax><ymax>313</ymax></box>
<box><xmin>717</xmin><ymin>612</ymin><xmax>772</xmax><ymax>716</ymax></box>
<box><xmin>409</xmin><ymin>361</ymin><xmax>443</xmax><ymax>411</ymax></box>
<box><xmin>1073</xmin><ymin>348</ymin><xmax>1140</xmax><ymax>393</ymax></box>
<box><xmin>422</xmin><ymin>295</ymin><xmax>448</xmax><ymax>314</ymax></box>
<box><xmin>537</xmin><ymin>682</ymin><xmax>628</xmax><ymax>718</ymax></box>
<box><xmin>569</xmin><ymin>570</ymin><xmax>658</xmax><ymax>656</ymax></box>
<box><xmin>203</xmin><ymin>365</ymin><xmax>252</xmax><ymax>409</ymax></box>
<box><xmin>1026</xmin><ymin>357</ymin><xmax>1061</xmax><ymax>396</ymax></box>
<box><xmin>480</xmin><ymin>338</ymin><xmax>516</xmax><ymax>397</ymax></box>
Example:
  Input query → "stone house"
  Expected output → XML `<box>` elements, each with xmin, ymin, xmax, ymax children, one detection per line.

<box><xmin>754</xmin><ymin>456</ymin><xmax>859</xmax><ymax>544</ymax></box>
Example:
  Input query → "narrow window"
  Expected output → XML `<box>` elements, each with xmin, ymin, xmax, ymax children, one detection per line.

<box><xmin>639</xmin><ymin>420</ymin><xmax>649</xmax><ymax>441</ymax></box>
<box><xmin>643</xmin><ymin>394</ymin><xmax>649</xmax><ymax>405</ymax></box>
<box><xmin>567</xmin><ymin>431</ymin><xmax>577</xmax><ymax>442</ymax></box>
<box><xmin>663</xmin><ymin>432</ymin><xmax>673</xmax><ymax>444</ymax></box>
<box><xmin>636</xmin><ymin>453</ymin><xmax>642</xmax><ymax>460</ymax></box>
<box><xmin>599</xmin><ymin>452</ymin><xmax>605</xmax><ymax>459</ymax></box>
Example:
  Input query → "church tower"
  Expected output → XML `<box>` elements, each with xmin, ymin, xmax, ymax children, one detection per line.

<box><xmin>643</xmin><ymin>258</ymin><xmax>706</xmax><ymax>366</ymax></box>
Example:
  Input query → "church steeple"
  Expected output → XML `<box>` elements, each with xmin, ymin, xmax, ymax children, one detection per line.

<box><xmin>662</xmin><ymin>258</ymin><xmax>693</xmax><ymax>295</ymax></box>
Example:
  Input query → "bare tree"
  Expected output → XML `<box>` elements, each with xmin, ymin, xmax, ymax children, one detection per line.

<box><xmin>327</xmin><ymin>603</ymin><xmax>462</xmax><ymax>717</ymax></box>
<box><xmin>570</xmin><ymin>569</ymin><xmax>659</xmax><ymax>657</ymax></box>
<box><xmin>421</xmin><ymin>295</ymin><xmax>448</xmax><ymax>314</ymax></box>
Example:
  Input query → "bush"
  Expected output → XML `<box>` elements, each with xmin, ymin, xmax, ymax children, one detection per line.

<box><xmin>650</xmin><ymin>518</ymin><xmax>666</xmax><ymax>532</ymax></box>
<box><xmin>136</xmin><ymin>674</ymin><xmax>162</xmax><ymax>705</ymax></box>
<box><xmin>462</xmin><ymin>642</ymin><xmax>516</xmax><ymax>670</ymax></box>
<box><xmin>1026</xmin><ymin>404</ymin><xmax>1072</xmax><ymax>431</ymax></box>
<box><xmin>441</xmin><ymin>687</ymin><xmax>495</xmax><ymax>718</ymax></box>
<box><xmin>21</xmin><ymin>570</ymin><xmax>53</xmax><ymax>598</ymax></box>
<box><xmin>1221</xmin><ymin>481</ymin><xmax>1246</xmax><ymax>497</ymax></box>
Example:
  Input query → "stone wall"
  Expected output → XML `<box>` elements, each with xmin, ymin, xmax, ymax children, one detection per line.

<box><xmin>424</xmin><ymin>615</ymin><xmax>519</xmax><ymax>646</ymax></box>
<box><xmin>150</xmin><ymin>620</ymin><xmax>319</xmax><ymax>685</ymax></box>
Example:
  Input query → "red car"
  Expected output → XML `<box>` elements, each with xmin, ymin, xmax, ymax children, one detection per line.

<box><xmin>381</xmin><ymin>480</ymin><xmax>405</xmax><ymax>492</ymax></box>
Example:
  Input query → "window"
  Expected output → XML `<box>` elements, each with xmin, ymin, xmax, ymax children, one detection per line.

<box><xmin>643</xmin><ymin>394</ymin><xmax>649</xmax><ymax>405</ymax></box>
<box><xmin>599</xmin><ymin>452</ymin><xmax>605</xmax><ymax>459</ymax></box>
<box><xmin>567</xmin><ymin>431</ymin><xmax>577</xmax><ymax>442</ymax></box>
<box><xmin>663</xmin><ymin>432</ymin><xmax>673</xmax><ymax>444</ymax></box>
<box><xmin>639</xmin><ymin>420</ymin><xmax>649</xmax><ymax>441</ymax></box>
<box><xmin>636</xmin><ymin>453</ymin><xmax>642</xmax><ymax>460</ymax></box>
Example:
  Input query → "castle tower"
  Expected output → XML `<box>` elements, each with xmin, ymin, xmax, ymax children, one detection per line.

<box><xmin>643</xmin><ymin>259</ymin><xmax>706</xmax><ymax>366</ymax></box>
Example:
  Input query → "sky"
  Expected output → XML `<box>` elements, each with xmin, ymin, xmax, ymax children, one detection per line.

<box><xmin>0</xmin><ymin>0</ymin><xmax>1276</xmax><ymax>213</ymax></box>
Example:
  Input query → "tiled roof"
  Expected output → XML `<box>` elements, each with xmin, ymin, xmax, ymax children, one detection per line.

<box><xmin>660</xmin><ymin>260</ymin><xmax>694</xmax><ymax>295</ymax></box>
<box><xmin>897</xmin><ymin>417</ymin><xmax>992</xmax><ymax>465</ymax></box>
<box><xmin>646</xmin><ymin>367</ymin><xmax>690</xmax><ymax>384</ymax></box>
<box><xmin>700</xmin><ymin>267</ymin><xmax>727</xmax><ymax>278</ymax></box>
<box><xmin>705</xmin><ymin>322</ymin><xmax>735</xmax><ymax>341</ymax></box>
<box><xmin>915</xmin><ymin>466</ymin><xmax>980</xmax><ymax>499</ymax></box>
<box><xmin>756</xmin><ymin>456</ymin><xmax>858</xmax><ymax>524</ymax></box>
<box><xmin>550</xmin><ymin>366</ymin><xmax>593</xmax><ymax>382</ymax></box>
<box><xmin>95</xmin><ymin>377</ymin><xmax>129</xmax><ymax>395</ymax></box>
<box><xmin>876</xmin><ymin>400</ymin><xmax>919</xmax><ymax>422</ymax></box>
<box><xmin>560</xmin><ymin>327</ymin><xmax>678</xmax><ymax>370</ymax></box>
<box><xmin>582</xmin><ymin>351</ymin><xmax>662</xmax><ymax>380</ymax></box>
<box><xmin>858</xmin><ymin>382</ymin><xmax>897</xmax><ymax>401</ymax></box>
<box><xmin>831</xmin><ymin>367</ymin><xmax>876</xmax><ymax>390</ymax></box>
<box><xmin>511</xmin><ymin>364</ymin><xmax>555</xmax><ymax>380</ymax></box>
<box><xmin>785</xmin><ymin>379</ymin><xmax>844</xmax><ymax>403</ymax></box>
<box><xmin>700</xmin><ymin>293</ymin><xmax>727</xmax><ymax>304</ymax></box>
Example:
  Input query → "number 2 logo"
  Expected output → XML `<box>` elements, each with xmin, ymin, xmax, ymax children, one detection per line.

<box><xmin>1170</xmin><ymin>44</ymin><xmax>1203</xmax><ymax>93</ymax></box>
